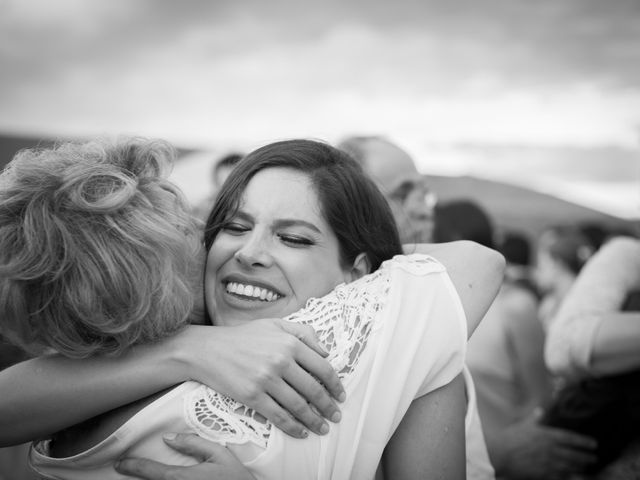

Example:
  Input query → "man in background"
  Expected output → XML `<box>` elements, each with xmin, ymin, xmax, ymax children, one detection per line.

<box><xmin>338</xmin><ymin>136</ymin><xmax>436</xmax><ymax>243</ymax></box>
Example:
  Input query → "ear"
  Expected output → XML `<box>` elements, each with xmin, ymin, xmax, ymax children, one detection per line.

<box><xmin>346</xmin><ymin>252</ymin><xmax>371</xmax><ymax>282</ymax></box>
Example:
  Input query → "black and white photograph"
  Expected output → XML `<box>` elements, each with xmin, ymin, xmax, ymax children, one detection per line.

<box><xmin>1</xmin><ymin>1</ymin><xmax>639</xmax><ymax>479</ymax></box>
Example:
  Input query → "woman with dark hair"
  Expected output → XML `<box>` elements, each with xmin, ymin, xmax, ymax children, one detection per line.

<box><xmin>535</xmin><ymin>225</ymin><xmax>594</xmax><ymax>329</ymax></box>
<box><xmin>0</xmin><ymin>139</ymin><xmax>503</xmax><ymax>479</ymax></box>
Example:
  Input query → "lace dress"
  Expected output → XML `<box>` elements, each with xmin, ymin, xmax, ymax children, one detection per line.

<box><xmin>30</xmin><ymin>255</ymin><xmax>474</xmax><ymax>480</ymax></box>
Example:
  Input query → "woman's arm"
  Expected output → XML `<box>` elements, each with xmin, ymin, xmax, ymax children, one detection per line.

<box><xmin>0</xmin><ymin>321</ymin><xmax>344</xmax><ymax>447</ymax></box>
<box><xmin>589</xmin><ymin>312</ymin><xmax>640</xmax><ymax>375</ymax></box>
<box><xmin>382</xmin><ymin>374</ymin><xmax>466</xmax><ymax>479</ymax></box>
<box><xmin>405</xmin><ymin>241</ymin><xmax>505</xmax><ymax>336</ymax></box>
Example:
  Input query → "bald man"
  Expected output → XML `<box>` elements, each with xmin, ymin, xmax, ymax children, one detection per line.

<box><xmin>338</xmin><ymin>136</ymin><xmax>436</xmax><ymax>243</ymax></box>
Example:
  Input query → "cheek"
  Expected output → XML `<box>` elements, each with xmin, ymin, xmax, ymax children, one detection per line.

<box><xmin>204</xmin><ymin>242</ymin><xmax>227</xmax><ymax>289</ymax></box>
<box><xmin>301</xmin><ymin>258</ymin><xmax>349</xmax><ymax>298</ymax></box>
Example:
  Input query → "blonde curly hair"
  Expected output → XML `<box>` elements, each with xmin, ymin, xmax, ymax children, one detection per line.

<box><xmin>0</xmin><ymin>138</ymin><xmax>202</xmax><ymax>358</ymax></box>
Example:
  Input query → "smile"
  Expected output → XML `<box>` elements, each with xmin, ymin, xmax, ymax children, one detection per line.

<box><xmin>225</xmin><ymin>282</ymin><xmax>282</xmax><ymax>302</ymax></box>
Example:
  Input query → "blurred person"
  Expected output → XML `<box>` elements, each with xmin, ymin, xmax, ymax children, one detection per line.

<box><xmin>192</xmin><ymin>152</ymin><xmax>244</xmax><ymax>220</ymax></box>
<box><xmin>577</xmin><ymin>222</ymin><xmax>611</xmax><ymax>252</ymax></box>
<box><xmin>542</xmin><ymin>235</ymin><xmax>640</xmax><ymax>473</ymax></box>
<box><xmin>338</xmin><ymin>135</ymin><xmax>437</xmax><ymax>243</ymax></box>
<box><xmin>212</xmin><ymin>152</ymin><xmax>243</xmax><ymax>189</ymax></box>
<box><xmin>546</xmin><ymin>235</ymin><xmax>640</xmax><ymax>379</ymax></box>
<box><xmin>0</xmin><ymin>138</ymin><xmax>504</xmax><ymax>479</ymax></box>
<box><xmin>535</xmin><ymin>226</ymin><xmax>595</xmax><ymax>330</ymax></box>
<box><xmin>497</xmin><ymin>230</ymin><xmax>539</xmax><ymax>299</ymax></box>
<box><xmin>433</xmin><ymin>200</ymin><xmax>494</xmax><ymax>248</ymax></box>
<box><xmin>434</xmin><ymin>199</ymin><xmax>597</xmax><ymax>480</ymax></box>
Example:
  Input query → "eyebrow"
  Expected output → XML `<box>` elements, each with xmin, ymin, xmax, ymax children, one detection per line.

<box><xmin>234</xmin><ymin>211</ymin><xmax>322</xmax><ymax>234</ymax></box>
<box><xmin>275</xmin><ymin>219</ymin><xmax>322</xmax><ymax>234</ymax></box>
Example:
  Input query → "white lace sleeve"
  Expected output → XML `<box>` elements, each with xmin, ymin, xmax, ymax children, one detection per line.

<box><xmin>183</xmin><ymin>254</ymin><xmax>466</xmax><ymax>450</ymax></box>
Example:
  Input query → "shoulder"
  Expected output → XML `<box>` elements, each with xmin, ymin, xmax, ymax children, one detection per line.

<box><xmin>380</xmin><ymin>254</ymin><xmax>447</xmax><ymax>276</ymax></box>
<box><xmin>405</xmin><ymin>240</ymin><xmax>504</xmax><ymax>271</ymax></box>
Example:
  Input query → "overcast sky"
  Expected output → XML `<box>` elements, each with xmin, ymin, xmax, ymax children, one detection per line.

<box><xmin>1</xmin><ymin>0</ymin><xmax>639</xmax><ymax>217</ymax></box>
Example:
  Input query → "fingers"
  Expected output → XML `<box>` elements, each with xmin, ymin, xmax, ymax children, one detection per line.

<box><xmin>548</xmin><ymin>428</ymin><xmax>598</xmax><ymax>451</ymax></box>
<box><xmin>248</xmin><ymin>363</ymin><xmax>337</xmax><ymax>437</ymax></box>
<box><xmin>246</xmin><ymin>390</ymin><xmax>311</xmax><ymax>439</ymax></box>
<box><xmin>282</xmin><ymin>322</ymin><xmax>346</xmax><ymax>404</ymax></box>
<box><xmin>162</xmin><ymin>433</ymin><xmax>232</xmax><ymax>463</ymax></box>
<box><xmin>240</xmin><ymin>319</ymin><xmax>345</xmax><ymax>438</ymax></box>
<box><xmin>542</xmin><ymin>428</ymin><xmax>599</xmax><ymax>477</ymax></box>
<box><xmin>115</xmin><ymin>457</ymin><xmax>176</xmax><ymax>479</ymax></box>
<box><xmin>116</xmin><ymin>434</ymin><xmax>255</xmax><ymax>480</ymax></box>
<box><xmin>280</xmin><ymin>321</ymin><xmax>329</xmax><ymax>357</ymax></box>
<box><xmin>283</xmin><ymin>361</ymin><xmax>342</xmax><ymax>427</ymax></box>
<box><xmin>269</xmin><ymin>376</ymin><xmax>333</xmax><ymax>436</ymax></box>
<box><xmin>554</xmin><ymin>445</ymin><xmax>598</xmax><ymax>470</ymax></box>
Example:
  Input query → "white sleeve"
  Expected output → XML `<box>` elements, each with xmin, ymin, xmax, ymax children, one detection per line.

<box><xmin>381</xmin><ymin>254</ymin><xmax>468</xmax><ymax>398</ymax></box>
<box><xmin>283</xmin><ymin>254</ymin><xmax>469</xmax><ymax>480</ymax></box>
<box><xmin>284</xmin><ymin>254</ymin><xmax>467</xmax><ymax>396</ymax></box>
<box><xmin>545</xmin><ymin>237</ymin><xmax>640</xmax><ymax>377</ymax></box>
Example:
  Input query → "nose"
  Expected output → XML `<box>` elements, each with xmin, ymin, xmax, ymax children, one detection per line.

<box><xmin>234</xmin><ymin>233</ymin><xmax>273</xmax><ymax>268</ymax></box>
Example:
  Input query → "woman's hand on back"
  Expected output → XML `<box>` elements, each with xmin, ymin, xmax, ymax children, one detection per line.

<box><xmin>116</xmin><ymin>433</ymin><xmax>255</xmax><ymax>480</ymax></box>
<box><xmin>171</xmin><ymin>321</ymin><xmax>344</xmax><ymax>438</ymax></box>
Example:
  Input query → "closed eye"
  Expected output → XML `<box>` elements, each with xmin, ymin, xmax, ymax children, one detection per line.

<box><xmin>278</xmin><ymin>234</ymin><xmax>314</xmax><ymax>247</ymax></box>
<box><xmin>222</xmin><ymin>222</ymin><xmax>250</xmax><ymax>235</ymax></box>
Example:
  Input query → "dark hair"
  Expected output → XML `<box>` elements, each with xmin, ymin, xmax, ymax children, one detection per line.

<box><xmin>576</xmin><ymin>222</ymin><xmax>610</xmax><ymax>251</ymax></box>
<box><xmin>433</xmin><ymin>199</ymin><xmax>495</xmax><ymax>249</ymax></box>
<box><xmin>499</xmin><ymin>231</ymin><xmax>533</xmax><ymax>266</ymax></box>
<box><xmin>204</xmin><ymin>139</ymin><xmax>402</xmax><ymax>272</ymax></box>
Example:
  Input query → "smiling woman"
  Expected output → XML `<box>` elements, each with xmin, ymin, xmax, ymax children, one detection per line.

<box><xmin>200</xmin><ymin>141</ymin><xmax>405</xmax><ymax>334</ymax></box>
<box><xmin>207</xmin><ymin>169</ymin><xmax>354</xmax><ymax>325</ymax></box>
<box><xmin>0</xmin><ymin>138</ymin><xmax>503</xmax><ymax>480</ymax></box>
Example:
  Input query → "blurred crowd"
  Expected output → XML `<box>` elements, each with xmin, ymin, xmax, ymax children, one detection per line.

<box><xmin>1</xmin><ymin>135</ymin><xmax>639</xmax><ymax>480</ymax></box>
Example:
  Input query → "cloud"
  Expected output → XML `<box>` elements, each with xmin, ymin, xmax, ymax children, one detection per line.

<box><xmin>1</xmin><ymin>0</ymin><xmax>639</xmax><ymax>148</ymax></box>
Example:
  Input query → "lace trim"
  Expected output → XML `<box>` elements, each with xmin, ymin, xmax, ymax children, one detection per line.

<box><xmin>184</xmin><ymin>385</ymin><xmax>272</xmax><ymax>446</ymax></box>
<box><xmin>184</xmin><ymin>255</ymin><xmax>442</xmax><ymax>448</ymax></box>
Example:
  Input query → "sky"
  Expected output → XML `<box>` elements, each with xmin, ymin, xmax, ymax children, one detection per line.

<box><xmin>1</xmin><ymin>0</ymin><xmax>639</xmax><ymax>218</ymax></box>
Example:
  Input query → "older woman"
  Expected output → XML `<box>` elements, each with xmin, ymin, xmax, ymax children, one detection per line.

<box><xmin>0</xmin><ymin>139</ymin><xmax>503</xmax><ymax>479</ymax></box>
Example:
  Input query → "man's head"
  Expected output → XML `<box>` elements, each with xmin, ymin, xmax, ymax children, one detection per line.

<box><xmin>338</xmin><ymin>136</ymin><xmax>436</xmax><ymax>243</ymax></box>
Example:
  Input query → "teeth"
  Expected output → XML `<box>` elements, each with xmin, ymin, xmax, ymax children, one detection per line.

<box><xmin>226</xmin><ymin>282</ymin><xmax>281</xmax><ymax>301</ymax></box>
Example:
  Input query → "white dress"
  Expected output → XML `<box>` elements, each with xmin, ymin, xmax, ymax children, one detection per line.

<box><xmin>30</xmin><ymin>255</ymin><xmax>489</xmax><ymax>480</ymax></box>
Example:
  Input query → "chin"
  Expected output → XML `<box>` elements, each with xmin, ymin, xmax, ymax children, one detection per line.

<box><xmin>214</xmin><ymin>308</ymin><xmax>274</xmax><ymax>327</ymax></box>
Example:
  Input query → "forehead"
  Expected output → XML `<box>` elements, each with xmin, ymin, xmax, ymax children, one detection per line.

<box><xmin>240</xmin><ymin>167</ymin><xmax>325</xmax><ymax>220</ymax></box>
<box><xmin>362</xmin><ymin>140</ymin><xmax>419</xmax><ymax>193</ymax></box>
